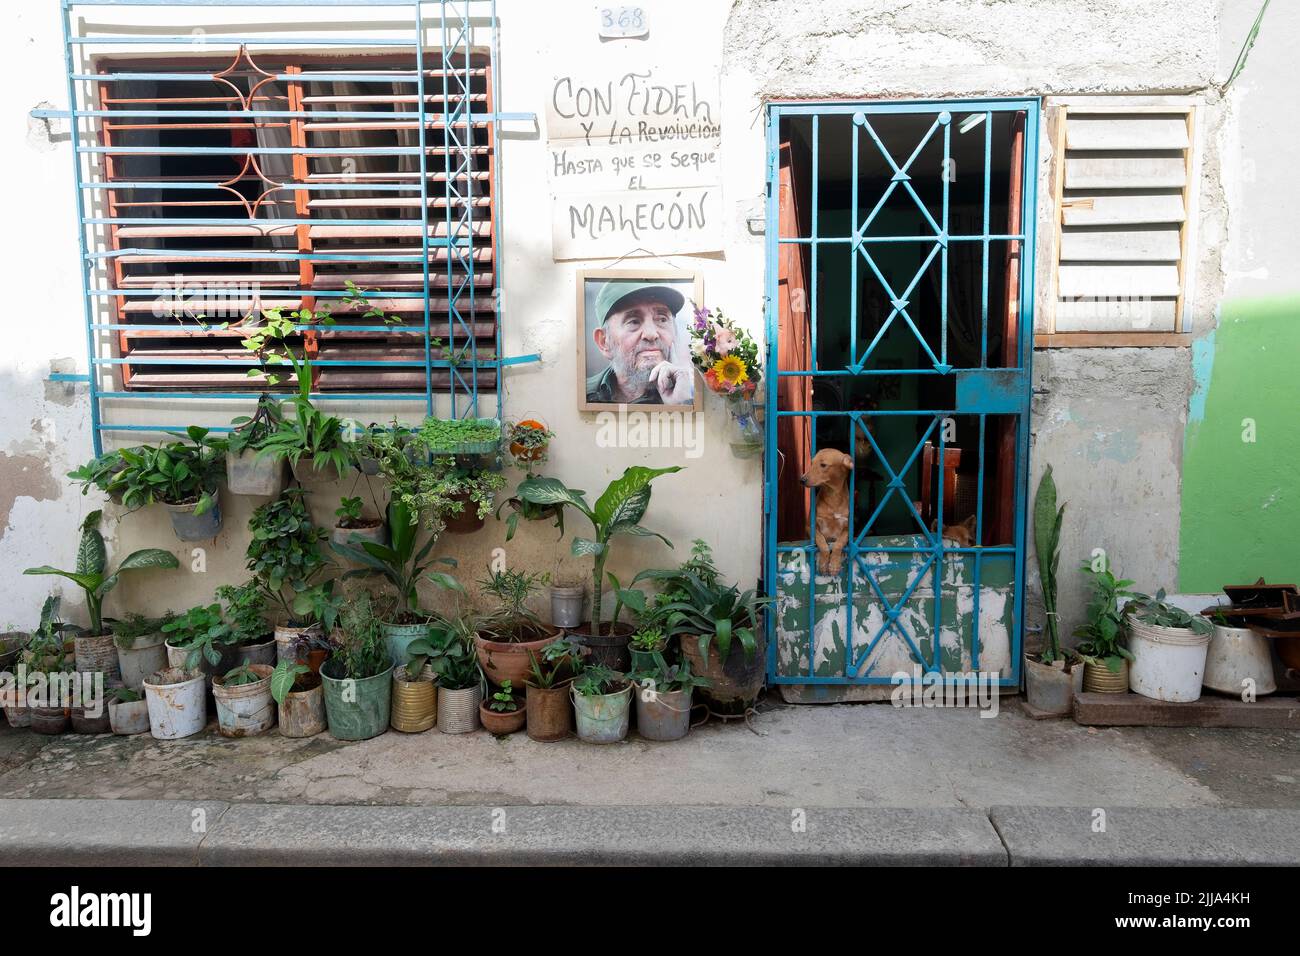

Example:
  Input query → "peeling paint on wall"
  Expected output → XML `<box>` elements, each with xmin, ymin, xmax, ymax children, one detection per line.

<box><xmin>0</xmin><ymin>452</ymin><xmax>61</xmax><ymax>537</ymax></box>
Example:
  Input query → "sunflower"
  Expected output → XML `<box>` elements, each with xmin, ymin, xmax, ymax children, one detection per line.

<box><xmin>711</xmin><ymin>354</ymin><xmax>749</xmax><ymax>389</ymax></box>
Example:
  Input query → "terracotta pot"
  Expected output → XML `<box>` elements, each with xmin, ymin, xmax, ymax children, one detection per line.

<box><xmin>443</xmin><ymin>492</ymin><xmax>485</xmax><ymax>534</ymax></box>
<box><xmin>679</xmin><ymin>631</ymin><xmax>766</xmax><ymax>714</ymax></box>
<box><xmin>1275</xmin><ymin>637</ymin><xmax>1300</xmax><ymax>671</ymax></box>
<box><xmin>571</xmin><ymin>622</ymin><xmax>634</xmax><ymax>673</ymax></box>
<box><xmin>473</xmin><ymin>625</ymin><xmax>561</xmax><ymax>688</ymax></box>
<box><xmin>525</xmin><ymin>682</ymin><xmax>572</xmax><ymax>742</ymax></box>
<box><xmin>1083</xmin><ymin>658</ymin><xmax>1130</xmax><ymax>694</ymax></box>
<box><xmin>479</xmin><ymin>699</ymin><xmax>526</xmax><ymax>735</ymax></box>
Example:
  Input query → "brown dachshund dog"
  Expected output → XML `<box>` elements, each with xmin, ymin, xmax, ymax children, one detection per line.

<box><xmin>801</xmin><ymin>448</ymin><xmax>853</xmax><ymax>576</ymax></box>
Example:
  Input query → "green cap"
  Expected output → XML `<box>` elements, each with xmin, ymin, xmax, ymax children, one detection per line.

<box><xmin>594</xmin><ymin>281</ymin><xmax>685</xmax><ymax>325</ymax></box>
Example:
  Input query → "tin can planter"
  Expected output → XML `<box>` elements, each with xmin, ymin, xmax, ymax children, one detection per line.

<box><xmin>525</xmin><ymin>683</ymin><xmax>572</xmax><ymax>742</ymax></box>
<box><xmin>331</xmin><ymin>522</ymin><xmax>388</xmax><ymax>554</ymax></box>
<box><xmin>383</xmin><ymin>620</ymin><xmax>431</xmax><ymax>668</ymax></box>
<box><xmin>116</xmin><ymin>632</ymin><xmax>167</xmax><ymax>692</ymax></box>
<box><xmin>212</xmin><ymin>664</ymin><xmax>276</xmax><ymax>738</ymax></box>
<box><xmin>30</xmin><ymin>706</ymin><xmax>69</xmax><ymax>736</ymax></box>
<box><xmin>549</xmin><ymin>585</ymin><xmax>586</xmax><ymax>629</ymax></box>
<box><xmin>226</xmin><ymin>450</ymin><xmax>286</xmax><ymax>497</ymax></box>
<box><xmin>391</xmin><ymin>666</ymin><xmax>437</xmax><ymax>733</ymax></box>
<box><xmin>108</xmin><ymin>698</ymin><xmax>150</xmax><ymax>735</ymax></box>
<box><xmin>143</xmin><ymin>668</ymin><xmax>207</xmax><ymax>740</ymax></box>
<box><xmin>236</xmin><ymin>636</ymin><xmax>278</xmax><ymax>668</ymax></box>
<box><xmin>1082</xmin><ymin>659</ymin><xmax>1130</xmax><ymax>694</ymax></box>
<box><xmin>479</xmin><ymin>700</ymin><xmax>525</xmax><ymax>735</ymax></box>
<box><xmin>679</xmin><ymin>633</ymin><xmax>766</xmax><ymax>715</ymax></box>
<box><xmin>165</xmin><ymin>496</ymin><xmax>223</xmax><ymax>541</ymax></box>
<box><xmin>572</xmin><ymin>683</ymin><xmax>632</xmax><ymax>744</ymax></box>
<box><xmin>628</xmin><ymin>641</ymin><xmax>668</xmax><ymax>674</ymax></box>
<box><xmin>320</xmin><ymin>661</ymin><xmax>393</xmax><ymax>741</ymax></box>
<box><xmin>437</xmin><ymin>684</ymin><xmax>482</xmax><ymax>734</ymax></box>
<box><xmin>635</xmin><ymin>686</ymin><xmax>693</xmax><ymax>742</ymax></box>
<box><xmin>573</xmin><ymin>622</ymin><xmax>634</xmax><ymax>673</ymax></box>
<box><xmin>75</xmin><ymin>633</ymin><xmax>122</xmax><ymax>684</ymax></box>
<box><xmin>473</xmin><ymin>626</ymin><xmax>561</xmax><ymax>688</ymax></box>
<box><xmin>278</xmin><ymin>672</ymin><xmax>326</xmax><ymax>739</ymax></box>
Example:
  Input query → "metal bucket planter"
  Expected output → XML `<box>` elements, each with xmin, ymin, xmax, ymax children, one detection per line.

<box><xmin>30</xmin><ymin>706</ymin><xmax>69</xmax><ymax>736</ymax></box>
<box><xmin>116</xmin><ymin>632</ymin><xmax>167</xmax><ymax>691</ymax></box>
<box><xmin>1082</xmin><ymin>659</ymin><xmax>1129</xmax><ymax>694</ymax></box>
<box><xmin>331</xmin><ymin>522</ymin><xmax>388</xmax><ymax>554</ymax></box>
<box><xmin>573</xmin><ymin>622</ymin><xmax>634</xmax><ymax>673</ymax></box>
<box><xmin>473</xmin><ymin>626</ymin><xmax>561</xmax><ymax>688</ymax></box>
<box><xmin>165</xmin><ymin>496</ymin><xmax>223</xmax><ymax>541</ymax></box>
<box><xmin>479</xmin><ymin>700</ymin><xmax>525</xmax><ymax>735</ymax></box>
<box><xmin>320</xmin><ymin>661</ymin><xmax>393</xmax><ymax>741</ymax></box>
<box><xmin>1203</xmin><ymin>624</ymin><xmax>1276</xmax><ymax>696</ymax></box>
<box><xmin>75</xmin><ymin>633</ymin><xmax>122</xmax><ymax>684</ymax></box>
<box><xmin>108</xmin><ymin>699</ymin><xmax>150</xmax><ymax>735</ymax></box>
<box><xmin>236</xmin><ymin>637</ymin><xmax>278</xmax><ymax>667</ymax></box>
<box><xmin>274</xmin><ymin>624</ymin><xmax>326</xmax><ymax>671</ymax></box>
<box><xmin>572</xmin><ymin>683</ymin><xmax>632</xmax><ymax>744</ymax></box>
<box><xmin>144</xmin><ymin>668</ymin><xmax>207</xmax><ymax>739</ymax></box>
<box><xmin>212</xmin><ymin>664</ymin><xmax>275</xmax><ymax>738</ymax></box>
<box><xmin>278</xmin><ymin>672</ymin><xmax>327</xmax><ymax>739</ymax></box>
<box><xmin>635</xmin><ymin>686</ymin><xmax>693</xmax><ymax>742</ymax></box>
<box><xmin>391</xmin><ymin>666</ymin><xmax>437</xmax><ymax>733</ymax></box>
<box><xmin>225</xmin><ymin>450</ymin><xmax>286</xmax><ymax>497</ymax></box>
<box><xmin>437</xmin><ymin>684</ymin><xmax>482</xmax><ymax>734</ymax></box>
<box><xmin>382</xmin><ymin>620</ymin><xmax>431</xmax><ymax>668</ymax></box>
<box><xmin>628</xmin><ymin>642</ymin><xmax>668</xmax><ymax>674</ymax></box>
<box><xmin>1023</xmin><ymin>657</ymin><xmax>1081</xmax><ymax>716</ymax></box>
<box><xmin>679</xmin><ymin>632</ymin><xmax>766</xmax><ymax>715</ymax></box>
<box><xmin>525</xmin><ymin>683</ymin><xmax>572</xmax><ymax>742</ymax></box>
<box><xmin>549</xmin><ymin>586</ymin><xmax>586</xmax><ymax>629</ymax></box>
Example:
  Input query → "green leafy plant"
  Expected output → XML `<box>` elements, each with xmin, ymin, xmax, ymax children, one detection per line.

<box><xmin>332</xmin><ymin>499</ymin><xmax>456</xmax><ymax>623</ymax></box>
<box><xmin>246</xmin><ymin>490</ymin><xmax>334</xmax><ymax>627</ymax></box>
<box><xmin>225</xmin><ymin>393</ymin><xmax>284</xmax><ymax>456</ymax></box>
<box><xmin>1124</xmin><ymin>588</ymin><xmax>1213</xmax><ymax>635</ymax></box>
<box><xmin>407</xmin><ymin>621</ymin><xmax>482</xmax><ymax>688</ymax></box>
<box><xmin>24</xmin><ymin>510</ymin><xmax>179</xmax><ymax>635</ymax></box>
<box><xmin>21</xmin><ymin>597</ymin><xmax>73</xmax><ymax>675</ymax></box>
<box><xmin>630</xmin><ymin>625</ymin><xmax>666</xmax><ymax>652</ymax></box>
<box><xmin>1072</xmin><ymin>560</ymin><xmax>1137</xmax><ymax>672</ymax></box>
<box><xmin>255</xmin><ymin>355</ymin><xmax>354</xmax><ymax>475</ymax></box>
<box><xmin>516</xmin><ymin>466</ymin><xmax>682</xmax><ymax>631</ymax></box>
<box><xmin>215</xmin><ymin>580</ymin><xmax>271</xmax><ymax>645</ymax></box>
<box><xmin>270</xmin><ymin>660</ymin><xmax>312</xmax><ymax>705</ymax></box>
<box><xmin>572</xmin><ymin>663</ymin><xmax>625</xmax><ymax>697</ymax></box>
<box><xmin>489</xmin><ymin>679</ymin><xmax>520</xmax><ymax>712</ymax></box>
<box><xmin>328</xmin><ymin>592</ymin><xmax>391</xmax><ymax>681</ymax></box>
<box><xmin>67</xmin><ymin>450</ymin><xmax>129</xmax><ymax>498</ymax></box>
<box><xmin>628</xmin><ymin>653</ymin><xmax>710</xmax><ymax>695</ymax></box>
<box><xmin>414</xmin><ymin>417</ymin><xmax>501</xmax><ymax>454</ymax></box>
<box><xmin>477</xmin><ymin>566</ymin><xmax>550</xmax><ymax>642</ymax></box>
<box><xmin>1032</xmin><ymin>466</ymin><xmax>1067</xmax><ymax>664</ymax></box>
<box><xmin>335</xmin><ymin>496</ymin><xmax>365</xmax><ymax>527</ymax></box>
<box><xmin>652</xmin><ymin>571</ymin><xmax>770</xmax><ymax>666</ymax></box>
<box><xmin>107</xmin><ymin>686</ymin><xmax>143</xmax><ymax>704</ymax></box>
<box><xmin>110</xmin><ymin>612</ymin><xmax>176</xmax><ymax>648</ymax></box>
<box><xmin>162</xmin><ymin>603</ymin><xmax>237</xmax><ymax>671</ymax></box>
<box><xmin>524</xmin><ymin>633</ymin><xmax>585</xmax><ymax>690</ymax></box>
<box><xmin>107</xmin><ymin>427</ymin><xmax>225</xmax><ymax>515</ymax></box>
<box><xmin>221</xmin><ymin>664</ymin><xmax>263</xmax><ymax>687</ymax></box>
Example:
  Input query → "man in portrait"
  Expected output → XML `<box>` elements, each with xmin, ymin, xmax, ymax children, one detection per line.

<box><xmin>585</xmin><ymin>280</ymin><xmax>695</xmax><ymax>406</ymax></box>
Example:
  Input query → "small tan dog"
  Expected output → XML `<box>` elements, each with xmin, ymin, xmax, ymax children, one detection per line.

<box><xmin>933</xmin><ymin>514</ymin><xmax>977</xmax><ymax>548</ymax></box>
<box><xmin>801</xmin><ymin>448</ymin><xmax>853</xmax><ymax>576</ymax></box>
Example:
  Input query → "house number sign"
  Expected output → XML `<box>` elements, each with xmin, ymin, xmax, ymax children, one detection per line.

<box><xmin>599</xmin><ymin>7</ymin><xmax>649</xmax><ymax>38</ymax></box>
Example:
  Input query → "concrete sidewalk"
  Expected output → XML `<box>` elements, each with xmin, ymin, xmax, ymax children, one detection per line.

<box><xmin>0</xmin><ymin>799</ymin><xmax>1296</xmax><ymax>865</ymax></box>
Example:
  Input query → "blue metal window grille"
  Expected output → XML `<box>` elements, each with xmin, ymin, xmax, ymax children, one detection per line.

<box><xmin>763</xmin><ymin>100</ymin><xmax>1041</xmax><ymax>687</ymax></box>
<box><xmin>43</xmin><ymin>0</ymin><xmax>538</xmax><ymax>455</ymax></box>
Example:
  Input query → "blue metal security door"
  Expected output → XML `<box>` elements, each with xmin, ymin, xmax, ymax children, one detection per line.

<box><xmin>764</xmin><ymin>100</ymin><xmax>1040</xmax><ymax>689</ymax></box>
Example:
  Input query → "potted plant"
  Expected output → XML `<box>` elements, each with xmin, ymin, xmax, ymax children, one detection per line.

<box><xmin>495</xmin><ymin>420</ymin><xmax>565</xmax><ymax>542</ymax></box>
<box><xmin>255</xmin><ymin>356</ymin><xmax>354</xmax><ymax>482</ymax></box>
<box><xmin>517</xmin><ymin>465</ymin><xmax>681</xmax><ymax>669</ymax></box>
<box><xmin>225</xmin><ymin>393</ymin><xmax>288</xmax><ymax>496</ymax></box>
<box><xmin>548</xmin><ymin>576</ymin><xmax>587</xmax><ymax>629</ymax></box>
<box><xmin>143</xmin><ymin>666</ymin><xmax>207</xmax><ymax>739</ymax></box>
<box><xmin>271</xmin><ymin>660</ymin><xmax>326</xmax><ymax>738</ymax></box>
<box><xmin>473</xmin><ymin>567</ymin><xmax>560</xmax><ymax>686</ymax></box>
<box><xmin>523</xmin><ymin>634</ymin><xmax>584</xmax><ymax>742</ymax></box>
<box><xmin>570</xmin><ymin>662</ymin><xmax>632</xmax><ymax>744</ymax></box>
<box><xmin>630</xmin><ymin>654</ymin><xmax>709</xmax><ymax>742</ymax></box>
<box><xmin>414</xmin><ymin>416</ymin><xmax>502</xmax><ymax>456</ymax></box>
<box><xmin>1202</xmin><ymin>605</ymin><xmax>1276</xmax><ymax>697</ymax></box>
<box><xmin>111</xmin><ymin>613</ymin><xmax>174</xmax><ymax>691</ymax></box>
<box><xmin>108</xmin><ymin>428</ymin><xmax>226</xmax><ymax>540</ymax></box>
<box><xmin>1072</xmin><ymin>560</ymin><xmax>1137</xmax><ymax>694</ymax></box>
<box><xmin>390</xmin><ymin>647</ymin><xmax>437</xmax><ymax>733</ymax></box>
<box><xmin>332</xmin><ymin>499</ymin><xmax>455</xmax><ymax>666</ymax></box>
<box><xmin>437</xmin><ymin>462</ymin><xmax>507</xmax><ymax>535</ymax></box>
<box><xmin>479</xmin><ymin>678</ymin><xmax>525</xmax><ymax>734</ymax></box>
<box><xmin>67</xmin><ymin>449</ymin><xmax>129</xmax><ymax>504</ymax></box>
<box><xmin>107</xmin><ymin>686</ymin><xmax>150</xmax><ymax>735</ymax></box>
<box><xmin>407</xmin><ymin>620</ymin><xmax>482</xmax><ymax>735</ymax></box>
<box><xmin>628</xmin><ymin>624</ymin><xmax>669</xmax><ymax>673</ymax></box>
<box><xmin>332</xmin><ymin>495</ymin><xmax>388</xmax><ymax>551</ymax></box>
<box><xmin>70</xmin><ymin>679</ymin><xmax>113</xmax><ymax>735</ymax></box>
<box><xmin>19</xmin><ymin>597</ymin><xmax>75</xmax><ymax>735</ymax></box>
<box><xmin>320</xmin><ymin>592</ymin><xmax>393</xmax><ymax>741</ymax></box>
<box><xmin>1024</xmin><ymin>466</ymin><xmax>1080</xmax><ymax>716</ymax></box>
<box><xmin>212</xmin><ymin>663</ymin><xmax>276</xmax><ymax>737</ymax></box>
<box><xmin>24</xmin><ymin>509</ymin><xmax>179</xmax><ymax>684</ymax></box>
<box><xmin>506</xmin><ymin>418</ymin><xmax>552</xmax><ymax>463</ymax></box>
<box><xmin>216</xmin><ymin>581</ymin><xmax>277</xmax><ymax>666</ymax></box>
<box><xmin>1124</xmin><ymin>589</ymin><xmax>1213</xmax><ymax>703</ymax></box>
<box><xmin>161</xmin><ymin>603</ymin><xmax>241</xmax><ymax>686</ymax></box>
<box><xmin>638</xmin><ymin>541</ymin><xmax>770</xmax><ymax>715</ymax></box>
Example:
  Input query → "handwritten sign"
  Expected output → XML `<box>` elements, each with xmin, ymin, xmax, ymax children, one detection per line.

<box><xmin>546</xmin><ymin>65</ymin><xmax>722</xmax><ymax>260</ymax></box>
<box><xmin>599</xmin><ymin>6</ymin><xmax>649</xmax><ymax>38</ymax></box>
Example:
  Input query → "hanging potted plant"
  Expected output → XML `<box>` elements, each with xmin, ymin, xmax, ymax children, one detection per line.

<box><xmin>437</xmin><ymin>463</ymin><xmax>507</xmax><ymax>535</ymax></box>
<box><xmin>143</xmin><ymin>666</ymin><xmax>207</xmax><ymax>739</ymax></box>
<box><xmin>111</xmin><ymin>613</ymin><xmax>174</xmax><ymax>692</ymax></box>
<box><xmin>1072</xmin><ymin>560</ymin><xmax>1137</xmax><ymax>694</ymax></box>
<box><xmin>1024</xmin><ymin>466</ymin><xmax>1081</xmax><ymax>715</ymax></box>
<box><xmin>107</xmin><ymin>686</ymin><xmax>150</xmax><ymax>735</ymax></box>
<box><xmin>473</xmin><ymin>567</ymin><xmax>560</xmax><ymax>687</ymax></box>
<box><xmin>271</xmin><ymin>660</ymin><xmax>326</xmax><ymax>738</ymax></box>
<box><xmin>570</xmin><ymin>662</ymin><xmax>632</xmax><ymax>744</ymax></box>
<box><xmin>1123</xmin><ymin>589</ymin><xmax>1213</xmax><ymax>703</ymax></box>
<box><xmin>225</xmin><ymin>393</ymin><xmax>287</xmax><ymax>496</ymax></box>
<box><xmin>331</xmin><ymin>495</ymin><xmax>388</xmax><ymax>551</ymax></box>
<box><xmin>24</xmin><ymin>509</ymin><xmax>178</xmax><ymax>684</ymax></box>
<box><xmin>67</xmin><ymin>449</ymin><xmax>130</xmax><ymax>506</ymax></box>
<box><xmin>211</xmin><ymin>663</ymin><xmax>276</xmax><ymax>737</ymax></box>
<box><xmin>523</xmin><ymin>634</ymin><xmax>584</xmax><ymax>742</ymax></box>
<box><xmin>495</xmin><ymin>420</ymin><xmax>564</xmax><ymax>542</ymax></box>
<box><xmin>629</xmin><ymin>654</ymin><xmax>709</xmax><ymax>742</ymax></box>
<box><xmin>107</xmin><ymin>428</ymin><xmax>226</xmax><ymax>540</ymax></box>
<box><xmin>255</xmin><ymin>357</ymin><xmax>355</xmax><ymax>483</ymax></box>
<box><xmin>320</xmin><ymin>592</ymin><xmax>393</xmax><ymax>741</ymax></box>
<box><xmin>414</xmin><ymin>416</ymin><xmax>502</xmax><ymax>457</ymax></box>
<box><xmin>517</xmin><ymin>465</ymin><xmax>681</xmax><ymax>670</ymax></box>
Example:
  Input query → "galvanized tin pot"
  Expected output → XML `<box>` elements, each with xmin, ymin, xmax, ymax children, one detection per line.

<box><xmin>437</xmin><ymin>684</ymin><xmax>482</xmax><ymax>734</ymax></box>
<box><xmin>634</xmin><ymin>686</ymin><xmax>692</xmax><ymax>742</ymax></box>
<box><xmin>321</xmin><ymin>661</ymin><xmax>393</xmax><ymax>741</ymax></box>
<box><xmin>278</xmin><ymin>672</ymin><xmax>326</xmax><ymax>739</ymax></box>
<box><xmin>572</xmin><ymin>683</ymin><xmax>632</xmax><ymax>744</ymax></box>
<box><xmin>236</xmin><ymin>636</ymin><xmax>278</xmax><ymax>668</ymax></box>
<box><xmin>383</xmin><ymin>621</ymin><xmax>431</xmax><ymax>668</ymax></box>
<box><xmin>165</xmin><ymin>496</ymin><xmax>223</xmax><ymax>541</ymax></box>
<box><xmin>391</xmin><ymin>666</ymin><xmax>436</xmax><ymax>733</ymax></box>
<box><xmin>1023</xmin><ymin>657</ymin><xmax>1081</xmax><ymax>716</ymax></box>
<box><xmin>549</xmin><ymin>586</ymin><xmax>586</xmax><ymax>629</ymax></box>
<box><xmin>212</xmin><ymin>664</ymin><xmax>276</xmax><ymax>738</ymax></box>
<box><xmin>1082</xmin><ymin>659</ymin><xmax>1129</xmax><ymax>694</ymax></box>
<box><xmin>1203</xmin><ymin>625</ymin><xmax>1276</xmax><ymax>696</ymax></box>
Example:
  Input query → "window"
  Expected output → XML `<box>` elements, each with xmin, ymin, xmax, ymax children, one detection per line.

<box><xmin>91</xmin><ymin>47</ymin><xmax>496</xmax><ymax>393</ymax></box>
<box><xmin>1039</xmin><ymin>98</ymin><xmax>1200</xmax><ymax>347</ymax></box>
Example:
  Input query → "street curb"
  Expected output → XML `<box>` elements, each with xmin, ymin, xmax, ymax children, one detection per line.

<box><xmin>989</xmin><ymin>806</ymin><xmax>1300</xmax><ymax>866</ymax></box>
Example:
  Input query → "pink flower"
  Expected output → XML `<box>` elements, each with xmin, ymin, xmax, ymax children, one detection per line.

<box><xmin>714</xmin><ymin>327</ymin><xmax>738</xmax><ymax>356</ymax></box>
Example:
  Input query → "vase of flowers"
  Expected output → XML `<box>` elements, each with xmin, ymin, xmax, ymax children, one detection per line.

<box><xmin>689</xmin><ymin>306</ymin><xmax>764</xmax><ymax>458</ymax></box>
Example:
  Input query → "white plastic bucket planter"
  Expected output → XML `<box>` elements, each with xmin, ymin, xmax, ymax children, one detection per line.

<box><xmin>143</xmin><ymin>668</ymin><xmax>207</xmax><ymax>739</ymax></box>
<box><xmin>1127</xmin><ymin>618</ymin><xmax>1211</xmax><ymax>703</ymax></box>
<box><xmin>1203</xmin><ymin>624</ymin><xmax>1276</xmax><ymax>696</ymax></box>
<box><xmin>212</xmin><ymin>664</ymin><xmax>276</xmax><ymax>737</ymax></box>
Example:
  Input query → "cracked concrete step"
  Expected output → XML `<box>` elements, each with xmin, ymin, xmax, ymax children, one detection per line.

<box><xmin>989</xmin><ymin>806</ymin><xmax>1300</xmax><ymax>866</ymax></box>
<box><xmin>0</xmin><ymin>799</ymin><xmax>230</xmax><ymax>866</ymax></box>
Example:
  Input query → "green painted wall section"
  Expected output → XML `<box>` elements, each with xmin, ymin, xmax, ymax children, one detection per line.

<box><xmin>1179</xmin><ymin>294</ymin><xmax>1300</xmax><ymax>592</ymax></box>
